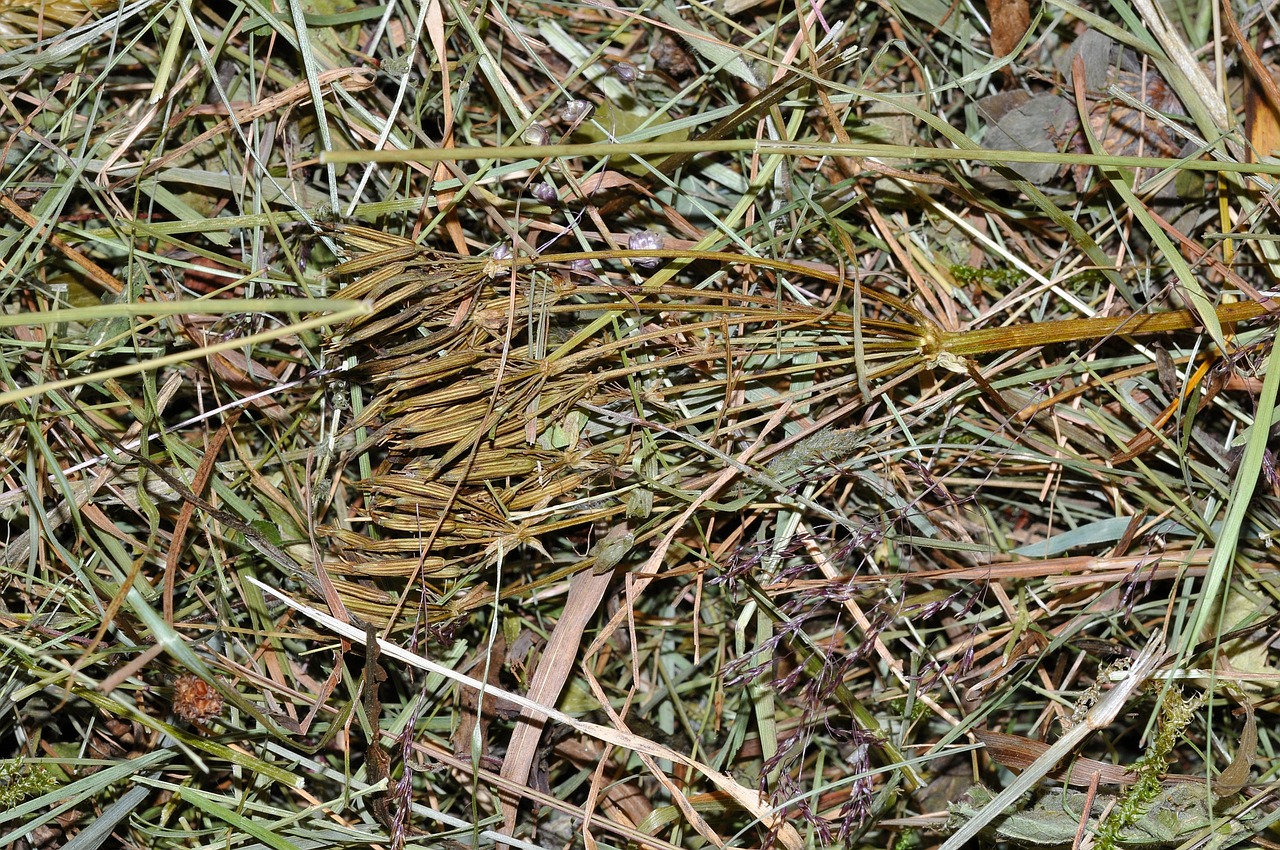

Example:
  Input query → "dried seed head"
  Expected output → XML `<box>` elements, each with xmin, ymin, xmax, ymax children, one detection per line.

<box><xmin>561</xmin><ymin>99</ymin><xmax>594</xmax><ymax>124</ymax></box>
<box><xmin>522</xmin><ymin>124</ymin><xmax>548</xmax><ymax>146</ymax></box>
<box><xmin>627</xmin><ymin>231</ymin><xmax>664</xmax><ymax>269</ymax></box>
<box><xmin>531</xmin><ymin>182</ymin><xmax>558</xmax><ymax>203</ymax></box>
<box><xmin>172</xmin><ymin>674</ymin><xmax>223</xmax><ymax>724</ymax></box>
<box><xmin>613</xmin><ymin>62</ymin><xmax>641</xmax><ymax>83</ymax></box>
<box><xmin>652</xmin><ymin>37</ymin><xmax>697</xmax><ymax>78</ymax></box>
<box><xmin>485</xmin><ymin>243</ymin><xmax>515</xmax><ymax>278</ymax></box>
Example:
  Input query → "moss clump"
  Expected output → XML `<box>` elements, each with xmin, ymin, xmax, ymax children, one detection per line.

<box><xmin>0</xmin><ymin>760</ymin><xmax>57</xmax><ymax>809</ymax></box>
<box><xmin>949</xmin><ymin>265</ymin><xmax>1023</xmax><ymax>291</ymax></box>
<box><xmin>1094</xmin><ymin>687</ymin><xmax>1202</xmax><ymax>850</ymax></box>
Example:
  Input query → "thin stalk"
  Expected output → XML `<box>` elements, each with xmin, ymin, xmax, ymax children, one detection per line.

<box><xmin>938</xmin><ymin>301</ymin><xmax>1271</xmax><ymax>358</ymax></box>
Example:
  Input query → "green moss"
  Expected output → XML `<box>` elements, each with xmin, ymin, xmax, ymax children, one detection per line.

<box><xmin>893</xmin><ymin>828</ymin><xmax>921</xmax><ymax>850</ymax></box>
<box><xmin>0</xmin><ymin>760</ymin><xmax>58</xmax><ymax>809</ymax></box>
<box><xmin>1094</xmin><ymin>688</ymin><xmax>1203</xmax><ymax>850</ymax></box>
<box><xmin>949</xmin><ymin>265</ymin><xmax>1023</xmax><ymax>290</ymax></box>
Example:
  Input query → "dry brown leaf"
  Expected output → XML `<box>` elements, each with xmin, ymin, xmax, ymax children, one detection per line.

<box><xmin>1245</xmin><ymin>59</ymin><xmax>1280</xmax><ymax>161</ymax></box>
<box><xmin>1224</xmin><ymin>0</ymin><xmax>1280</xmax><ymax>161</ymax></box>
<box><xmin>499</xmin><ymin>569</ymin><xmax>614</xmax><ymax>836</ymax></box>
<box><xmin>1211</xmin><ymin>700</ymin><xmax>1256</xmax><ymax>798</ymax></box>
<box><xmin>576</xmin><ymin>171</ymin><xmax>648</xmax><ymax>197</ymax></box>
<box><xmin>989</xmin><ymin>0</ymin><xmax>1031</xmax><ymax>58</ymax></box>
<box><xmin>975</xmin><ymin>729</ymin><xmax>1143</xmax><ymax>787</ymax></box>
<box><xmin>1087</xmin><ymin>69</ymin><xmax>1182</xmax><ymax>160</ymax></box>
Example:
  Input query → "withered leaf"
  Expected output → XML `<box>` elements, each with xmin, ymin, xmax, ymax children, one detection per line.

<box><xmin>989</xmin><ymin>0</ymin><xmax>1031</xmax><ymax>58</ymax></box>
<box><xmin>975</xmin><ymin>728</ymin><xmax>1143</xmax><ymax>787</ymax></box>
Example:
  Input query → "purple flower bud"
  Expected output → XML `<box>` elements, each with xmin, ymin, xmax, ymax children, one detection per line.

<box><xmin>627</xmin><ymin>231</ymin><xmax>664</xmax><ymax>269</ymax></box>
<box><xmin>531</xmin><ymin>182</ymin><xmax>558</xmax><ymax>203</ymax></box>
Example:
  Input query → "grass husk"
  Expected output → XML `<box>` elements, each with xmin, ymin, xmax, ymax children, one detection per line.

<box><xmin>3</xmin><ymin>0</ymin><xmax>1280</xmax><ymax>847</ymax></box>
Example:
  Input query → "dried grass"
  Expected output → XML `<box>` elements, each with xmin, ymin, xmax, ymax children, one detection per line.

<box><xmin>4</xmin><ymin>0</ymin><xmax>1280</xmax><ymax>846</ymax></box>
